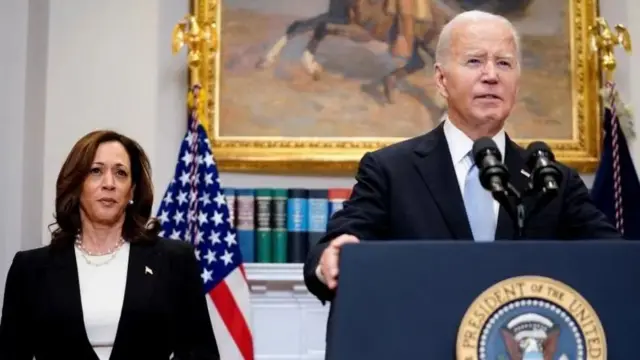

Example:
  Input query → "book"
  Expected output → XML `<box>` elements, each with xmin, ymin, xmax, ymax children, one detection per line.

<box><xmin>221</xmin><ymin>186</ymin><xmax>352</xmax><ymax>264</ymax></box>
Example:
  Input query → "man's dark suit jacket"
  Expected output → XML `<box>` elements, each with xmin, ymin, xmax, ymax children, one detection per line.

<box><xmin>0</xmin><ymin>237</ymin><xmax>220</xmax><ymax>360</ymax></box>
<box><xmin>304</xmin><ymin>122</ymin><xmax>620</xmax><ymax>303</ymax></box>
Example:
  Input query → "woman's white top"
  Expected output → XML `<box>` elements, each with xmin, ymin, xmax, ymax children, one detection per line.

<box><xmin>74</xmin><ymin>242</ymin><xmax>130</xmax><ymax>360</ymax></box>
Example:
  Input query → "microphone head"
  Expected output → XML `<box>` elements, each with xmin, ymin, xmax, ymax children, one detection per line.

<box><xmin>472</xmin><ymin>137</ymin><xmax>502</xmax><ymax>166</ymax></box>
<box><xmin>525</xmin><ymin>141</ymin><xmax>555</xmax><ymax>169</ymax></box>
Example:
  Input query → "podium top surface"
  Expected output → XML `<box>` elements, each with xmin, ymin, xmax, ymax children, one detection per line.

<box><xmin>327</xmin><ymin>240</ymin><xmax>639</xmax><ymax>360</ymax></box>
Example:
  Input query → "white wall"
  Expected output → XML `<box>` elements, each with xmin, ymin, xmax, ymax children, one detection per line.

<box><xmin>0</xmin><ymin>0</ymin><xmax>188</xmax><ymax>309</ymax></box>
<box><xmin>0</xmin><ymin>0</ymin><xmax>48</xmax><ymax>311</ymax></box>
<box><xmin>0</xmin><ymin>0</ymin><xmax>638</xmax><ymax>309</ymax></box>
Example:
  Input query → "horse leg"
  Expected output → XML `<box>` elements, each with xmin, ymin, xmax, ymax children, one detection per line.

<box><xmin>301</xmin><ymin>23</ymin><xmax>374</xmax><ymax>80</ymax></box>
<box><xmin>392</xmin><ymin>1</ymin><xmax>416</xmax><ymax>61</ymax></box>
<box><xmin>301</xmin><ymin>23</ymin><xmax>329</xmax><ymax>80</ymax></box>
<box><xmin>382</xmin><ymin>14</ymin><xmax>441</xmax><ymax>103</ymax></box>
<box><xmin>416</xmin><ymin>22</ymin><xmax>438</xmax><ymax>62</ymax></box>
<box><xmin>382</xmin><ymin>41</ymin><xmax>426</xmax><ymax>103</ymax></box>
<box><xmin>256</xmin><ymin>13</ymin><xmax>329</xmax><ymax>69</ymax></box>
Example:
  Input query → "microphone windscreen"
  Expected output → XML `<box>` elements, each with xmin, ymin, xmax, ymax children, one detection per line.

<box><xmin>525</xmin><ymin>141</ymin><xmax>555</xmax><ymax>164</ymax></box>
<box><xmin>472</xmin><ymin>137</ymin><xmax>501</xmax><ymax>165</ymax></box>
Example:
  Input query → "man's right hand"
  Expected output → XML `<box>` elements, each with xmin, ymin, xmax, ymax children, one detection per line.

<box><xmin>317</xmin><ymin>234</ymin><xmax>360</xmax><ymax>290</ymax></box>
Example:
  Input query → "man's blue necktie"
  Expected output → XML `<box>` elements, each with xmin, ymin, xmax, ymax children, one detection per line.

<box><xmin>463</xmin><ymin>154</ymin><xmax>496</xmax><ymax>241</ymax></box>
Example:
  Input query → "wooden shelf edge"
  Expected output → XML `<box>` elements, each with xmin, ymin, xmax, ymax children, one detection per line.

<box><xmin>243</xmin><ymin>262</ymin><xmax>304</xmax><ymax>283</ymax></box>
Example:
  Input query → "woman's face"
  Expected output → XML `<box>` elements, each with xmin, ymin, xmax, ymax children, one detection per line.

<box><xmin>79</xmin><ymin>141</ymin><xmax>134</xmax><ymax>227</ymax></box>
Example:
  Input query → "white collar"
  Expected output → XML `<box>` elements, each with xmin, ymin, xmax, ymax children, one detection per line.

<box><xmin>442</xmin><ymin>118</ymin><xmax>506</xmax><ymax>165</ymax></box>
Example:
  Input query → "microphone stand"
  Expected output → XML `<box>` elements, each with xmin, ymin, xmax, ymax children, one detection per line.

<box><xmin>514</xmin><ymin>179</ymin><xmax>560</xmax><ymax>240</ymax></box>
<box><xmin>506</xmin><ymin>183</ymin><xmax>525</xmax><ymax>240</ymax></box>
<box><xmin>491</xmin><ymin>182</ymin><xmax>525</xmax><ymax>240</ymax></box>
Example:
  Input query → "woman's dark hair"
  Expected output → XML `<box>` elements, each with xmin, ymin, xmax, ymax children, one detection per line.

<box><xmin>49</xmin><ymin>130</ymin><xmax>160</xmax><ymax>246</ymax></box>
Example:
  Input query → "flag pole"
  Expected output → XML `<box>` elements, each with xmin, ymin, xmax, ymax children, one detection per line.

<box><xmin>172</xmin><ymin>0</ymin><xmax>219</xmax><ymax>243</ymax></box>
<box><xmin>589</xmin><ymin>17</ymin><xmax>633</xmax><ymax>235</ymax></box>
<box><xmin>162</xmin><ymin>3</ymin><xmax>255</xmax><ymax>357</ymax></box>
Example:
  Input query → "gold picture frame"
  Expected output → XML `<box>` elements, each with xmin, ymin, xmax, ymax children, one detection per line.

<box><xmin>193</xmin><ymin>0</ymin><xmax>603</xmax><ymax>175</ymax></box>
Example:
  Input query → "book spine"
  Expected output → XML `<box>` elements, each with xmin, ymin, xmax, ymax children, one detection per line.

<box><xmin>236</xmin><ymin>188</ymin><xmax>255</xmax><ymax>263</ymax></box>
<box><xmin>271</xmin><ymin>188</ymin><xmax>288</xmax><ymax>263</ymax></box>
<box><xmin>287</xmin><ymin>188</ymin><xmax>309</xmax><ymax>263</ymax></box>
<box><xmin>328</xmin><ymin>188</ymin><xmax>352</xmax><ymax>217</ymax></box>
<box><xmin>223</xmin><ymin>188</ymin><xmax>237</xmax><ymax>228</ymax></box>
<box><xmin>255</xmin><ymin>188</ymin><xmax>273</xmax><ymax>263</ymax></box>
<box><xmin>307</xmin><ymin>189</ymin><xmax>329</xmax><ymax>249</ymax></box>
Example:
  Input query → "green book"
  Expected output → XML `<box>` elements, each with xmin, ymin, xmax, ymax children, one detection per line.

<box><xmin>255</xmin><ymin>188</ymin><xmax>273</xmax><ymax>263</ymax></box>
<box><xmin>271</xmin><ymin>189</ymin><xmax>288</xmax><ymax>263</ymax></box>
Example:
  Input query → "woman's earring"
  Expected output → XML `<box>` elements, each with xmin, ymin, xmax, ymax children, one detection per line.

<box><xmin>129</xmin><ymin>199</ymin><xmax>134</xmax><ymax>205</ymax></box>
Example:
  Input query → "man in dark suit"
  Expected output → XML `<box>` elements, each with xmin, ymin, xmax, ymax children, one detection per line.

<box><xmin>304</xmin><ymin>10</ymin><xmax>620</xmax><ymax>304</ymax></box>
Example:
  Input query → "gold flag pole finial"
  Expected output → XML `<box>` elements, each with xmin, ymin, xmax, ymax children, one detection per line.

<box><xmin>171</xmin><ymin>0</ymin><xmax>219</xmax><ymax>134</ymax></box>
<box><xmin>589</xmin><ymin>17</ymin><xmax>632</xmax><ymax>83</ymax></box>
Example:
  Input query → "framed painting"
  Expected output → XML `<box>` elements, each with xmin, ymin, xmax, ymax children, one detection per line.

<box><xmin>193</xmin><ymin>0</ymin><xmax>603</xmax><ymax>174</ymax></box>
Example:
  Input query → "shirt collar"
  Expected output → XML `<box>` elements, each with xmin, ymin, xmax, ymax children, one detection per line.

<box><xmin>442</xmin><ymin>117</ymin><xmax>506</xmax><ymax>165</ymax></box>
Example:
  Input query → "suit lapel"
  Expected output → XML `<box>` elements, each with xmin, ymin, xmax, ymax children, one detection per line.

<box><xmin>110</xmin><ymin>241</ymin><xmax>159</xmax><ymax>359</ymax></box>
<box><xmin>412</xmin><ymin>123</ymin><xmax>474</xmax><ymax>239</ymax></box>
<box><xmin>494</xmin><ymin>137</ymin><xmax>530</xmax><ymax>240</ymax></box>
<box><xmin>49</xmin><ymin>244</ymin><xmax>98</xmax><ymax>359</ymax></box>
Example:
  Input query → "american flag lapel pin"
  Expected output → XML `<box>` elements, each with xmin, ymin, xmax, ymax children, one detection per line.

<box><xmin>145</xmin><ymin>266</ymin><xmax>153</xmax><ymax>275</ymax></box>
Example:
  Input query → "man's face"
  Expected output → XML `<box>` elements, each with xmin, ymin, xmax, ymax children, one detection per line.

<box><xmin>434</xmin><ymin>20</ymin><xmax>520</xmax><ymax>133</ymax></box>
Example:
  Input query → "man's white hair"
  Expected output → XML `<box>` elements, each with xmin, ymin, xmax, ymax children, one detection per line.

<box><xmin>434</xmin><ymin>10</ymin><xmax>522</xmax><ymax>67</ymax></box>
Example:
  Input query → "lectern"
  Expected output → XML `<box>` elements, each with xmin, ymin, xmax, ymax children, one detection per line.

<box><xmin>325</xmin><ymin>241</ymin><xmax>639</xmax><ymax>359</ymax></box>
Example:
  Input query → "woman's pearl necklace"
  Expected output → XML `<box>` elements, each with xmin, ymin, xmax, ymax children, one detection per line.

<box><xmin>74</xmin><ymin>234</ymin><xmax>125</xmax><ymax>267</ymax></box>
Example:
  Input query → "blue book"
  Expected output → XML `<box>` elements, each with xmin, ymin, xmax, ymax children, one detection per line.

<box><xmin>235</xmin><ymin>188</ymin><xmax>255</xmax><ymax>263</ymax></box>
<box><xmin>308</xmin><ymin>189</ymin><xmax>329</xmax><ymax>249</ymax></box>
<box><xmin>287</xmin><ymin>188</ymin><xmax>309</xmax><ymax>263</ymax></box>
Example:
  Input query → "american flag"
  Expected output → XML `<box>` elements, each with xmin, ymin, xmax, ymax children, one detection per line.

<box><xmin>591</xmin><ymin>83</ymin><xmax>640</xmax><ymax>239</ymax></box>
<box><xmin>156</xmin><ymin>88</ymin><xmax>254</xmax><ymax>359</ymax></box>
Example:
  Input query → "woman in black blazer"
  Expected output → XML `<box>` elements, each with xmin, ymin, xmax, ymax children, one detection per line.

<box><xmin>0</xmin><ymin>130</ymin><xmax>220</xmax><ymax>360</ymax></box>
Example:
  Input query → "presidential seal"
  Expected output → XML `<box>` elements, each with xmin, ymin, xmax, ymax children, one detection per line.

<box><xmin>456</xmin><ymin>276</ymin><xmax>606</xmax><ymax>360</ymax></box>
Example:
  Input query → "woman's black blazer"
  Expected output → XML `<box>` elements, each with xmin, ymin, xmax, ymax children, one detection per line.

<box><xmin>0</xmin><ymin>237</ymin><xmax>220</xmax><ymax>360</ymax></box>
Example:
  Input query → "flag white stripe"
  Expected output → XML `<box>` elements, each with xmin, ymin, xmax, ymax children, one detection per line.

<box><xmin>206</xmin><ymin>295</ymin><xmax>245</xmax><ymax>360</ymax></box>
<box><xmin>225</xmin><ymin>268</ymin><xmax>253</xmax><ymax>330</ymax></box>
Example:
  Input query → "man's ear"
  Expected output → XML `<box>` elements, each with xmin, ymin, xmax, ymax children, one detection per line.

<box><xmin>433</xmin><ymin>63</ymin><xmax>448</xmax><ymax>100</ymax></box>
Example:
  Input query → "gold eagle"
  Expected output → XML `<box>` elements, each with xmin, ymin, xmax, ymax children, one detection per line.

<box><xmin>589</xmin><ymin>18</ymin><xmax>632</xmax><ymax>55</ymax></box>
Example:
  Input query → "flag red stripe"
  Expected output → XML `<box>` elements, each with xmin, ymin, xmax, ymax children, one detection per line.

<box><xmin>239</xmin><ymin>263</ymin><xmax>247</xmax><ymax>279</ymax></box>
<box><xmin>209</xmin><ymin>281</ymin><xmax>254</xmax><ymax>360</ymax></box>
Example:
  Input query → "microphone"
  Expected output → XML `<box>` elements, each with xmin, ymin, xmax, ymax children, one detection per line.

<box><xmin>472</xmin><ymin>137</ymin><xmax>509</xmax><ymax>194</ymax></box>
<box><xmin>473</xmin><ymin>137</ymin><xmax>525</xmax><ymax>239</ymax></box>
<box><xmin>525</xmin><ymin>141</ymin><xmax>563</xmax><ymax>196</ymax></box>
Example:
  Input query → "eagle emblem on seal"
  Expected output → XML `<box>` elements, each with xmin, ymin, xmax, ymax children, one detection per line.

<box><xmin>500</xmin><ymin>313</ymin><xmax>566</xmax><ymax>360</ymax></box>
